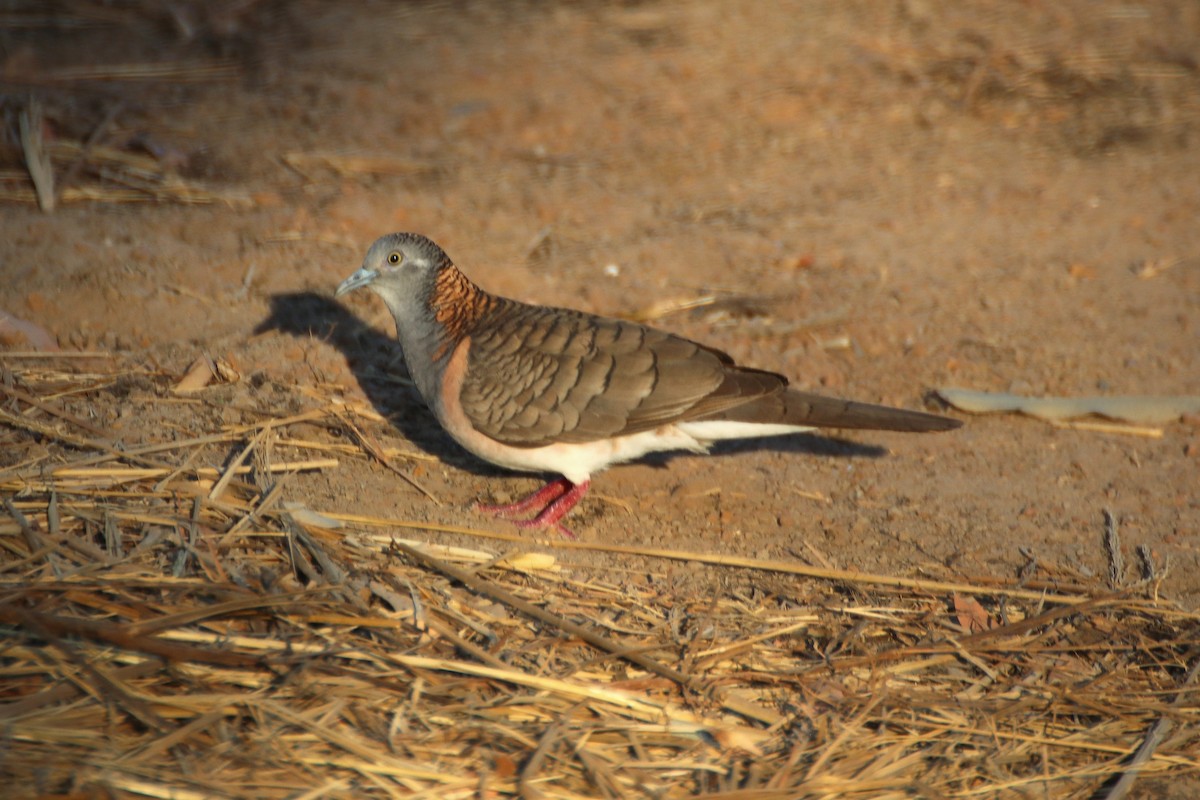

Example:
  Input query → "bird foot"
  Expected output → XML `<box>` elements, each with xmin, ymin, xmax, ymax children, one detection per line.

<box><xmin>476</xmin><ymin>478</ymin><xmax>590</xmax><ymax>539</ymax></box>
<box><xmin>476</xmin><ymin>477</ymin><xmax>571</xmax><ymax>517</ymax></box>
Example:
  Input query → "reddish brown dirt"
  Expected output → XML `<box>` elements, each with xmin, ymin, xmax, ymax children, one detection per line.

<box><xmin>3</xmin><ymin>0</ymin><xmax>1199</xmax><ymax>673</ymax></box>
<box><xmin>4</xmin><ymin>3</ymin><xmax>1199</xmax><ymax>796</ymax></box>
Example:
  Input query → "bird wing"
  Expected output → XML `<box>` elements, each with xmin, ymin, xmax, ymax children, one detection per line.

<box><xmin>458</xmin><ymin>299</ymin><xmax>787</xmax><ymax>447</ymax></box>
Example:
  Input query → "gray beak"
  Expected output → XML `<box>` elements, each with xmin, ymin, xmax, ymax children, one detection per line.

<box><xmin>335</xmin><ymin>267</ymin><xmax>378</xmax><ymax>297</ymax></box>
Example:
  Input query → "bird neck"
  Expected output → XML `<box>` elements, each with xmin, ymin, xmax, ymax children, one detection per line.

<box><xmin>429</xmin><ymin>265</ymin><xmax>493</xmax><ymax>346</ymax></box>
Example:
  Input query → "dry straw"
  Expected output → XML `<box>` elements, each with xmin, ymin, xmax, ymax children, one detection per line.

<box><xmin>2</xmin><ymin>355</ymin><xmax>1198</xmax><ymax>799</ymax></box>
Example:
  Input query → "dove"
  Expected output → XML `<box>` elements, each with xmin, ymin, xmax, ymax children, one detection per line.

<box><xmin>336</xmin><ymin>232</ymin><xmax>960</xmax><ymax>536</ymax></box>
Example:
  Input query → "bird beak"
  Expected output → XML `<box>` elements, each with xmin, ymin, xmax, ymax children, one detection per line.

<box><xmin>335</xmin><ymin>267</ymin><xmax>378</xmax><ymax>297</ymax></box>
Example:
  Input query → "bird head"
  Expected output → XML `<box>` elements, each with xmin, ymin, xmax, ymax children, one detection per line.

<box><xmin>335</xmin><ymin>232</ymin><xmax>451</xmax><ymax>304</ymax></box>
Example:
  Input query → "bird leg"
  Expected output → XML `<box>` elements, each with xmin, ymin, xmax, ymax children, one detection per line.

<box><xmin>476</xmin><ymin>478</ymin><xmax>591</xmax><ymax>539</ymax></box>
<box><xmin>477</xmin><ymin>477</ymin><xmax>571</xmax><ymax>517</ymax></box>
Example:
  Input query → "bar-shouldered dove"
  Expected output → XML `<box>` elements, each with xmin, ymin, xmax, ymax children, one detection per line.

<box><xmin>336</xmin><ymin>232</ymin><xmax>960</xmax><ymax>536</ymax></box>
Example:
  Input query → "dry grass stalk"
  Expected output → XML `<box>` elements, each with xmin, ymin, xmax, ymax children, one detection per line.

<box><xmin>36</xmin><ymin>60</ymin><xmax>241</xmax><ymax>83</ymax></box>
<box><xmin>18</xmin><ymin>98</ymin><xmax>55</xmax><ymax>211</ymax></box>
<box><xmin>3</xmin><ymin>133</ymin><xmax>253</xmax><ymax>208</ymax></box>
<box><xmin>2</xmin><ymin>354</ymin><xmax>1198</xmax><ymax>798</ymax></box>
<box><xmin>282</xmin><ymin>151</ymin><xmax>440</xmax><ymax>179</ymax></box>
<box><xmin>1050</xmin><ymin>419</ymin><xmax>1166</xmax><ymax>438</ymax></box>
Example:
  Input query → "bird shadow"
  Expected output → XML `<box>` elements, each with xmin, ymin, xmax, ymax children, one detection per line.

<box><xmin>638</xmin><ymin>433</ymin><xmax>886</xmax><ymax>472</ymax></box>
<box><xmin>256</xmin><ymin>291</ymin><xmax>888</xmax><ymax>478</ymax></box>
<box><xmin>256</xmin><ymin>291</ymin><xmax>512</xmax><ymax>477</ymax></box>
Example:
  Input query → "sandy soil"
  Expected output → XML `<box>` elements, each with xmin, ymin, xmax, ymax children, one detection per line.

<box><xmin>2</xmin><ymin>4</ymin><xmax>1198</xmax><ymax>786</ymax></box>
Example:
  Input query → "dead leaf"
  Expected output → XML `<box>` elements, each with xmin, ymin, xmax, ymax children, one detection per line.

<box><xmin>0</xmin><ymin>308</ymin><xmax>58</xmax><ymax>350</ymax></box>
<box><xmin>174</xmin><ymin>354</ymin><xmax>240</xmax><ymax>393</ymax></box>
<box><xmin>954</xmin><ymin>594</ymin><xmax>994</xmax><ymax>633</ymax></box>
<box><xmin>173</xmin><ymin>356</ymin><xmax>216</xmax><ymax>393</ymax></box>
<box><xmin>937</xmin><ymin>387</ymin><xmax>1200</xmax><ymax>425</ymax></box>
<box><xmin>212</xmin><ymin>355</ymin><xmax>241</xmax><ymax>384</ymax></box>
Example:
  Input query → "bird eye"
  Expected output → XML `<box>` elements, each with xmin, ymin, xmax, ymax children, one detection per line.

<box><xmin>387</xmin><ymin>251</ymin><xmax>403</xmax><ymax>265</ymax></box>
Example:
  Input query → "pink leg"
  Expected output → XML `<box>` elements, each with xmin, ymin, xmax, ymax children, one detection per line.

<box><xmin>476</xmin><ymin>477</ymin><xmax>571</xmax><ymax>517</ymax></box>
<box><xmin>476</xmin><ymin>478</ymin><xmax>591</xmax><ymax>539</ymax></box>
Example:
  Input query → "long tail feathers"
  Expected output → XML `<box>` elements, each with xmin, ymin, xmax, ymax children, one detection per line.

<box><xmin>783</xmin><ymin>391</ymin><xmax>961</xmax><ymax>432</ymax></box>
<box><xmin>718</xmin><ymin>390</ymin><xmax>961</xmax><ymax>432</ymax></box>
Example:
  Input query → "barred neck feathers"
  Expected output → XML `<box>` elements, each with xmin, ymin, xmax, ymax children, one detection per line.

<box><xmin>429</xmin><ymin>262</ymin><xmax>495</xmax><ymax>348</ymax></box>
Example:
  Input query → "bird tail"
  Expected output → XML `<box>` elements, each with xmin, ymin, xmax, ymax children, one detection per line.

<box><xmin>714</xmin><ymin>390</ymin><xmax>961</xmax><ymax>433</ymax></box>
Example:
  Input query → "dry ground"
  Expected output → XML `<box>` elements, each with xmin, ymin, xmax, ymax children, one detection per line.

<box><xmin>2</xmin><ymin>2</ymin><xmax>1199</xmax><ymax>797</ymax></box>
